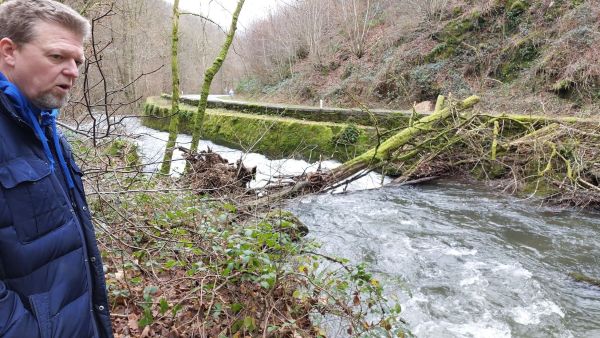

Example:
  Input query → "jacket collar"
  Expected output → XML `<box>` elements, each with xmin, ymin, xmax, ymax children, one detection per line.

<box><xmin>0</xmin><ymin>72</ymin><xmax>75</xmax><ymax>189</ymax></box>
<box><xmin>0</xmin><ymin>71</ymin><xmax>39</xmax><ymax>128</ymax></box>
<box><xmin>0</xmin><ymin>84</ymin><xmax>28</xmax><ymax>126</ymax></box>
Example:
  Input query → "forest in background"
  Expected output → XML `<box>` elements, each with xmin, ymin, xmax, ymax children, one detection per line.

<box><xmin>50</xmin><ymin>0</ymin><xmax>600</xmax><ymax>118</ymax></box>
<box><xmin>235</xmin><ymin>0</ymin><xmax>600</xmax><ymax>116</ymax></box>
<box><xmin>54</xmin><ymin>0</ymin><xmax>244</xmax><ymax>122</ymax></box>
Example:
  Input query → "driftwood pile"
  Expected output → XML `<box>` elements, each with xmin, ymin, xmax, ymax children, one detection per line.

<box><xmin>179</xmin><ymin>147</ymin><xmax>256</xmax><ymax>196</ymax></box>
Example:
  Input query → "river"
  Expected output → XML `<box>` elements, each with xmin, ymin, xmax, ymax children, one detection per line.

<box><xmin>126</xmin><ymin>118</ymin><xmax>600</xmax><ymax>338</ymax></box>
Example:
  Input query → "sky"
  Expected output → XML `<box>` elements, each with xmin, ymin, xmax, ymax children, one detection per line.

<box><xmin>164</xmin><ymin>0</ymin><xmax>281</xmax><ymax>29</ymax></box>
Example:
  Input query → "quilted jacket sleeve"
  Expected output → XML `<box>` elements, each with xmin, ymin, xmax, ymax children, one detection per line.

<box><xmin>0</xmin><ymin>281</ymin><xmax>40</xmax><ymax>337</ymax></box>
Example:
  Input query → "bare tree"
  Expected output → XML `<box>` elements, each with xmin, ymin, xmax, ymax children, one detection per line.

<box><xmin>406</xmin><ymin>0</ymin><xmax>449</xmax><ymax>22</ymax></box>
<box><xmin>334</xmin><ymin>0</ymin><xmax>375</xmax><ymax>58</ymax></box>
<box><xmin>160</xmin><ymin>0</ymin><xmax>181</xmax><ymax>175</ymax></box>
<box><xmin>295</xmin><ymin>0</ymin><xmax>331</xmax><ymax>65</ymax></box>
<box><xmin>189</xmin><ymin>0</ymin><xmax>246</xmax><ymax>157</ymax></box>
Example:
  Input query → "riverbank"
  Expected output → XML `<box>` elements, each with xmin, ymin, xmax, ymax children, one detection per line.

<box><xmin>71</xmin><ymin>136</ymin><xmax>406</xmax><ymax>337</ymax></box>
<box><xmin>143</xmin><ymin>96</ymin><xmax>381</xmax><ymax>162</ymax></box>
<box><xmin>143</xmin><ymin>95</ymin><xmax>600</xmax><ymax>209</ymax></box>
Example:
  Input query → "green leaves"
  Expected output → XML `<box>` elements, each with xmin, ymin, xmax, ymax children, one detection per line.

<box><xmin>159</xmin><ymin>298</ymin><xmax>169</xmax><ymax>315</ymax></box>
<box><xmin>334</xmin><ymin>123</ymin><xmax>361</xmax><ymax>146</ymax></box>
<box><xmin>163</xmin><ymin>259</ymin><xmax>177</xmax><ymax>269</ymax></box>
<box><xmin>143</xmin><ymin>285</ymin><xmax>159</xmax><ymax>298</ymax></box>
<box><xmin>95</xmin><ymin>181</ymin><xmax>408</xmax><ymax>336</ymax></box>
<box><xmin>230</xmin><ymin>303</ymin><xmax>244</xmax><ymax>314</ymax></box>
<box><xmin>137</xmin><ymin>286</ymin><xmax>160</xmax><ymax>328</ymax></box>
<box><xmin>243</xmin><ymin>316</ymin><xmax>257</xmax><ymax>332</ymax></box>
<box><xmin>212</xmin><ymin>303</ymin><xmax>223</xmax><ymax>319</ymax></box>
<box><xmin>231</xmin><ymin>316</ymin><xmax>256</xmax><ymax>334</ymax></box>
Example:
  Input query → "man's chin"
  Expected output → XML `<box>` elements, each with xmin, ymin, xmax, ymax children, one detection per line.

<box><xmin>32</xmin><ymin>93</ymin><xmax>70</xmax><ymax>110</ymax></box>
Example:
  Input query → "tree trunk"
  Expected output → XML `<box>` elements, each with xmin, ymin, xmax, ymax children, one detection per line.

<box><xmin>188</xmin><ymin>0</ymin><xmax>245</xmax><ymax>166</ymax></box>
<box><xmin>160</xmin><ymin>0</ymin><xmax>181</xmax><ymax>175</ymax></box>
<box><xmin>328</xmin><ymin>95</ymin><xmax>480</xmax><ymax>181</ymax></box>
<box><xmin>243</xmin><ymin>95</ymin><xmax>480</xmax><ymax>207</ymax></box>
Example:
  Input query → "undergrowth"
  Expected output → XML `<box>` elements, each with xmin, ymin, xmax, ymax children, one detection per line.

<box><xmin>71</xmin><ymin>135</ymin><xmax>409</xmax><ymax>337</ymax></box>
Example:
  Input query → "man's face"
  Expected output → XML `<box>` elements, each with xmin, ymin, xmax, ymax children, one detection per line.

<box><xmin>6</xmin><ymin>21</ymin><xmax>84</xmax><ymax>109</ymax></box>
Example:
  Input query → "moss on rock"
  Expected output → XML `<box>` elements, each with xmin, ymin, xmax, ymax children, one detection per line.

<box><xmin>142</xmin><ymin>97</ymin><xmax>378</xmax><ymax>162</ymax></box>
<box><xmin>570</xmin><ymin>272</ymin><xmax>600</xmax><ymax>288</ymax></box>
<box><xmin>162</xmin><ymin>94</ymin><xmax>412</xmax><ymax>130</ymax></box>
<box><xmin>495</xmin><ymin>36</ymin><xmax>541</xmax><ymax>82</ymax></box>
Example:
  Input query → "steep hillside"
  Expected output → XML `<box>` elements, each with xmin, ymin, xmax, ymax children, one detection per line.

<box><xmin>237</xmin><ymin>0</ymin><xmax>599</xmax><ymax>116</ymax></box>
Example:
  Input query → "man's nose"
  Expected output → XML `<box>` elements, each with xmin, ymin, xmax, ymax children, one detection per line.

<box><xmin>63</xmin><ymin>59</ymin><xmax>79</xmax><ymax>78</ymax></box>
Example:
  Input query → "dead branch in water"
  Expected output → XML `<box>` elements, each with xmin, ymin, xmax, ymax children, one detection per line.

<box><xmin>177</xmin><ymin>95</ymin><xmax>599</xmax><ymax>210</ymax></box>
<box><xmin>179</xmin><ymin>146</ymin><xmax>256</xmax><ymax>198</ymax></box>
<box><xmin>237</xmin><ymin>95</ymin><xmax>480</xmax><ymax>208</ymax></box>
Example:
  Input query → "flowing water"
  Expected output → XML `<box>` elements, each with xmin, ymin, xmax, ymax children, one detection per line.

<box><xmin>288</xmin><ymin>183</ymin><xmax>600</xmax><ymax>337</ymax></box>
<box><xmin>128</xmin><ymin>118</ymin><xmax>600</xmax><ymax>337</ymax></box>
<box><xmin>124</xmin><ymin>118</ymin><xmax>389</xmax><ymax>190</ymax></box>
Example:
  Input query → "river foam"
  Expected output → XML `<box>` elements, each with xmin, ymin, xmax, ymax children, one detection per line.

<box><xmin>124</xmin><ymin>117</ymin><xmax>389</xmax><ymax>191</ymax></box>
<box><xmin>509</xmin><ymin>300</ymin><xmax>565</xmax><ymax>325</ymax></box>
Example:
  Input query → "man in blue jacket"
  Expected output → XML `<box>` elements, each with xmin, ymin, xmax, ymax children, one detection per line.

<box><xmin>0</xmin><ymin>0</ymin><xmax>113</xmax><ymax>336</ymax></box>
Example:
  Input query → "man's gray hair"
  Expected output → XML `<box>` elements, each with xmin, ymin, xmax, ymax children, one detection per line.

<box><xmin>0</xmin><ymin>0</ymin><xmax>90</xmax><ymax>44</ymax></box>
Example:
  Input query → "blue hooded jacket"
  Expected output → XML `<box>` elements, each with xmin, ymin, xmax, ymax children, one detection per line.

<box><xmin>0</xmin><ymin>75</ymin><xmax>113</xmax><ymax>337</ymax></box>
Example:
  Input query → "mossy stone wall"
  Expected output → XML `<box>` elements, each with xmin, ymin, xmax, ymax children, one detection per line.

<box><xmin>142</xmin><ymin>97</ymin><xmax>380</xmax><ymax>161</ymax></box>
<box><xmin>160</xmin><ymin>94</ymin><xmax>417</xmax><ymax>130</ymax></box>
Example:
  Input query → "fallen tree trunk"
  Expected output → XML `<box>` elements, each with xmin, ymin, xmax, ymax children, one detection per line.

<box><xmin>328</xmin><ymin>95</ymin><xmax>479</xmax><ymax>182</ymax></box>
<box><xmin>242</xmin><ymin>95</ymin><xmax>480</xmax><ymax>207</ymax></box>
<box><xmin>504</xmin><ymin>123</ymin><xmax>561</xmax><ymax>149</ymax></box>
<box><xmin>173</xmin><ymin>94</ymin><xmax>597</xmax><ymax>210</ymax></box>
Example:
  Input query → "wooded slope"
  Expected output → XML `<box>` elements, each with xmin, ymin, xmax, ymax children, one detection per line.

<box><xmin>236</xmin><ymin>0</ymin><xmax>600</xmax><ymax>117</ymax></box>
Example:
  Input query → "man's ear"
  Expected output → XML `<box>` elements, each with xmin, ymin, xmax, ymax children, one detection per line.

<box><xmin>0</xmin><ymin>38</ymin><xmax>17</xmax><ymax>66</ymax></box>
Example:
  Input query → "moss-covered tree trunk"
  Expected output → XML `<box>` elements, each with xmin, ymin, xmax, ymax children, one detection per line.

<box><xmin>160</xmin><ymin>0</ymin><xmax>181</xmax><ymax>175</ymax></box>
<box><xmin>188</xmin><ymin>0</ymin><xmax>245</xmax><ymax>164</ymax></box>
<box><xmin>328</xmin><ymin>95</ymin><xmax>480</xmax><ymax>181</ymax></box>
<box><xmin>245</xmin><ymin>96</ymin><xmax>480</xmax><ymax>207</ymax></box>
